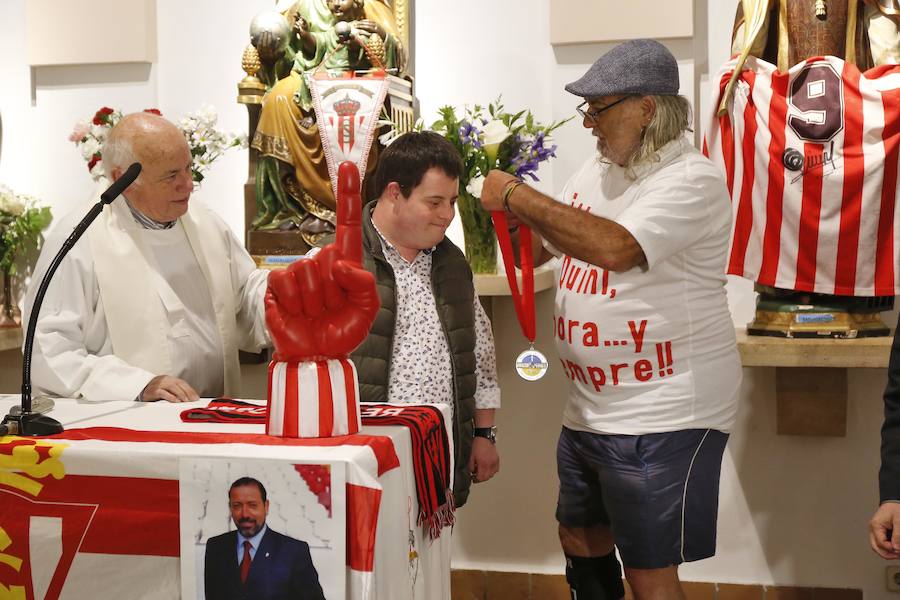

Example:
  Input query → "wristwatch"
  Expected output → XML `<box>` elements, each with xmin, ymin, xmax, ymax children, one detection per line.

<box><xmin>473</xmin><ymin>426</ymin><xmax>497</xmax><ymax>444</ymax></box>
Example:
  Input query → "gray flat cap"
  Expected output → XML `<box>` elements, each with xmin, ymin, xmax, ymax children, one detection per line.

<box><xmin>565</xmin><ymin>39</ymin><xmax>679</xmax><ymax>98</ymax></box>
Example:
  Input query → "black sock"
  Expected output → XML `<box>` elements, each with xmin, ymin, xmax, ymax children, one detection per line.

<box><xmin>564</xmin><ymin>552</ymin><xmax>625</xmax><ymax>600</ymax></box>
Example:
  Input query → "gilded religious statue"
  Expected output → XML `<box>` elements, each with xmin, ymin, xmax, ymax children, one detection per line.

<box><xmin>710</xmin><ymin>1</ymin><xmax>900</xmax><ymax>337</ymax></box>
<box><xmin>238</xmin><ymin>0</ymin><xmax>412</xmax><ymax>252</ymax></box>
<box><xmin>730</xmin><ymin>0</ymin><xmax>900</xmax><ymax>72</ymax></box>
<box><xmin>721</xmin><ymin>0</ymin><xmax>900</xmax><ymax>117</ymax></box>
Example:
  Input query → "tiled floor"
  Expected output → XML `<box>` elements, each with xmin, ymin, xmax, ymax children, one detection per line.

<box><xmin>450</xmin><ymin>570</ymin><xmax>862</xmax><ymax>600</ymax></box>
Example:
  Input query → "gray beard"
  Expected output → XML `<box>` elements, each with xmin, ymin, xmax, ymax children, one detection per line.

<box><xmin>595</xmin><ymin>141</ymin><xmax>613</xmax><ymax>162</ymax></box>
<box><xmin>595</xmin><ymin>141</ymin><xmax>623</xmax><ymax>166</ymax></box>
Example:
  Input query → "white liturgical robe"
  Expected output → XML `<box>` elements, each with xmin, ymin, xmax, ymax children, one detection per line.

<box><xmin>22</xmin><ymin>192</ymin><xmax>269</xmax><ymax>402</ymax></box>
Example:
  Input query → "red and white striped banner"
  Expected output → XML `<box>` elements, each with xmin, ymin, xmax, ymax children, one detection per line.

<box><xmin>0</xmin><ymin>429</ymin><xmax>398</xmax><ymax>600</ymax></box>
<box><xmin>704</xmin><ymin>55</ymin><xmax>900</xmax><ymax>296</ymax></box>
<box><xmin>266</xmin><ymin>359</ymin><xmax>361</xmax><ymax>438</ymax></box>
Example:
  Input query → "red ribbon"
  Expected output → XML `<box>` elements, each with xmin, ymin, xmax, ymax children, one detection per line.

<box><xmin>491</xmin><ymin>211</ymin><xmax>535</xmax><ymax>342</ymax></box>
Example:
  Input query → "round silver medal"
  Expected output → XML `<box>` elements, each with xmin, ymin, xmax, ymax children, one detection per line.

<box><xmin>515</xmin><ymin>347</ymin><xmax>549</xmax><ymax>381</ymax></box>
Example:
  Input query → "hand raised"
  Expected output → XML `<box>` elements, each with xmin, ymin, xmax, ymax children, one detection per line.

<box><xmin>293</xmin><ymin>14</ymin><xmax>312</xmax><ymax>40</ymax></box>
<box><xmin>254</xmin><ymin>30</ymin><xmax>285</xmax><ymax>64</ymax></box>
<box><xmin>265</xmin><ymin>162</ymin><xmax>380</xmax><ymax>362</ymax></box>
<box><xmin>353</xmin><ymin>19</ymin><xmax>386</xmax><ymax>37</ymax></box>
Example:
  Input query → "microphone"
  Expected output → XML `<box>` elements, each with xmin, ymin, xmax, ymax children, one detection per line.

<box><xmin>101</xmin><ymin>162</ymin><xmax>142</xmax><ymax>204</ymax></box>
<box><xmin>1</xmin><ymin>163</ymin><xmax>142</xmax><ymax>436</ymax></box>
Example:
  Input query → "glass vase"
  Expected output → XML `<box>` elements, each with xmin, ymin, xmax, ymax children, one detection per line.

<box><xmin>456</xmin><ymin>190</ymin><xmax>497</xmax><ymax>274</ymax></box>
<box><xmin>0</xmin><ymin>269</ymin><xmax>16</xmax><ymax>328</ymax></box>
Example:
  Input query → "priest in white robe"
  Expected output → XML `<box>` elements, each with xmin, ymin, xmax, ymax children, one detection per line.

<box><xmin>22</xmin><ymin>112</ymin><xmax>270</xmax><ymax>403</ymax></box>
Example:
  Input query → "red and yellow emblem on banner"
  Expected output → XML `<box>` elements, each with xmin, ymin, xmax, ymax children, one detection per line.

<box><xmin>0</xmin><ymin>437</ymin><xmax>69</xmax><ymax>600</ymax></box>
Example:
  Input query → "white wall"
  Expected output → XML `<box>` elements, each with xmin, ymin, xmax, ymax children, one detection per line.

<box><xmin>0</xmin><ymin>0</ymin><xmax>255</xmax><ymax>241</ymax></box>
<box><xmin>0</xmin><ymin>1</ymin><xmax>896</xmax><ymax>597</ymax></box>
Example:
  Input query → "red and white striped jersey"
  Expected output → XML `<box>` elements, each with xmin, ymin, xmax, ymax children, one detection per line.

<box><xmin>704</xmin><ymin>55</ymin><xmax>900</xmax><ymax>296</ymax></box>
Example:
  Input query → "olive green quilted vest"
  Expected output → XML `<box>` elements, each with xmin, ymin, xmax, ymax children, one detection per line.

<box><xmin>351</xmin><ymin>202</ymin><xmax>478</xmax><ymax>506</ymax></box>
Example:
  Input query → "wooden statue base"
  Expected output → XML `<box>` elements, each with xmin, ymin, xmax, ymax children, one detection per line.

<box><xmin>246</xmin><ymin>229</ymin><xmax>311</xmax><ymax>258</ymax></box>
<box><xmin>748</xmin><ymin>309</ymin><xmax>890</xmax><ymax>338</ymax></box>
<box><xmin>747</xmin><ymin>288</ymin><xmax>893</xmax><ymax>338</ymax></box>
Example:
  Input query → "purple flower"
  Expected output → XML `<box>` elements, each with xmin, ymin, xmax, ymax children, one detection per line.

<box><xmin>458</xmin><ymin>121</ymin><xmax>483</xmax><ymax>149</ymax></box>
<box><xmin>511</xmin><ymin>133</ymin><xmax>557</xmax><ymax>180</ymax></box>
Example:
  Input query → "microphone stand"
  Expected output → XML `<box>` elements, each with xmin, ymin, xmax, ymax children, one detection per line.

<box><xmin>1</xmin><ymin>163</ymin><xmax>142</xmax><ymax>436</ymax></box>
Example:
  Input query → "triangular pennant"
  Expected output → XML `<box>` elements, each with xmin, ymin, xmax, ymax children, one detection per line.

<box><xmin>308</xmin><ymin>71</ymin><xmax>390</xmax><ymax>198</ymax></box>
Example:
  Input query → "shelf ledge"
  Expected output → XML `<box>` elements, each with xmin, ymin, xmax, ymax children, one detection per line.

<box><xmin>474</xmin><ymin>264</ymin><xmax>557</xmax><ymax>297</ymax></box>
<box><xmin>736</xmin><ymin>327</ymin><xmax>892</xmax><ymax>369</ymax></box>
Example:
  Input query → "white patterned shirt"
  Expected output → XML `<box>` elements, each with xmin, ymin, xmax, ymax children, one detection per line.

<box><xmin>374</xmin><ymin>230</ymin><xmax>501</xmax><ymax>410</ymax></box>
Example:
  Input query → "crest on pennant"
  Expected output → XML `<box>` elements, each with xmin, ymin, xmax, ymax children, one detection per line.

<box><xmin>307</xmin><ymin>70</ymin><xmax>390</xmax><ymax>199</ymax></box>
<box><xmin>333</xmin><ymin>94</ymin><xmax>362</xmax><ymax>154</ymax></box>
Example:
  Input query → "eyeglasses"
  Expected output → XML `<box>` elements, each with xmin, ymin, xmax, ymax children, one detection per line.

<box><xmin>576</xmin><ymin>96</ymin><xmax>631</xmax><ymax>122</ymax></box>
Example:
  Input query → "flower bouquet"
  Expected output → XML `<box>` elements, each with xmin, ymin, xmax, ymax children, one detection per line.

<box><xmin>429</xmin><ymin>98</ymin><xmax>569</xmax><ymax>273</ymax></box>
<box><xmin>70</xmin><ymin>105</ymin><xmax>246</xmax><ymax>184</ymax></box>
<box><xmin>0</xmin><ymin>186</ymin><xmax>52</xmax><ymax>326</ymax></box>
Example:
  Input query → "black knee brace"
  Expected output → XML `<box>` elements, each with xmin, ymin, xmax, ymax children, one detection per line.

<box><xmin>564</xmin><ymin>552</ymin><xmax>625</xmax><ymax>600</ymax></box>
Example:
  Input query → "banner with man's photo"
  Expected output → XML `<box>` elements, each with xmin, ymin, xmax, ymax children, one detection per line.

<box><xmin>0</xmin><ymin>429</ymin><xmax>397</xmax><ymax>600</ymax></box>
<box><xmin>179</xmin><ymin>458</ymin><xmax>346</xmax><ymax>600</ymax></box>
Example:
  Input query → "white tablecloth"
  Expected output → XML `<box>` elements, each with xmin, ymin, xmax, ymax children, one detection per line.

<box><xmin>0</xmin><ymin>397</ymin><xmax>452</xmax><ymax>600</ymax></box>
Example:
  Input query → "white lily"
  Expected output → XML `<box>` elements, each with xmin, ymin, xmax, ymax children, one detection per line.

<box><xmin>481</xmin><ymin>119</ymin><xmax>510</xmax><ymax>167</ymax></box>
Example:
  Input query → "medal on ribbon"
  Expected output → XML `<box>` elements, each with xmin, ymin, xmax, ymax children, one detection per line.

<box><xmin>492</xmin><ymin>210</ymin><xmax>549</xmax><ymax>381</ymax></box>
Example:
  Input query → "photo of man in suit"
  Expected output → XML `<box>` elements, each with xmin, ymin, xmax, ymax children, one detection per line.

<box><xmin>204</xmin><ymin>477</ymin><xmax>326</xmax><ymax>600</ymax></box>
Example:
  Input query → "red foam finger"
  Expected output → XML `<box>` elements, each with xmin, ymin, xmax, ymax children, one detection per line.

<box><xmin>316</xmin><ymin>245</ymin><xmax>346</xmax><ymax>311</ymax></box>
<box><xmin>267</xmin><ymin>268</ymin><xmax>304</xmax><ymax>316</ymax></box>
<box><xmin>332</xmin><ymin>259</ymin><xmax>378</xmax><ymax>294</ymax></box>
<box><xmin>336</xmin><ymin>161</ymin><xmax>363</xmax><ymax>265</ymax></box>
<box><xmin>264</xmin><ymin>294</ymin><xmax>288</xmax><ymax>356</ymax></box>
<box><xmin>292</xmin><ymin>258</ymin><xmax>324</xmax><ymax>318</ymax></box>
<box><xmin>332</xmin><ymin>260</ymin><xmax>380</xmax><ymax>318</ymax></box>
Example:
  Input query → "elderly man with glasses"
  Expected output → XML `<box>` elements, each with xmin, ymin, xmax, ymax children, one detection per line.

<box><xmin>480</xmin><ymin>39</ymin><xmax>740</xmax><ymax>600</ymax></box>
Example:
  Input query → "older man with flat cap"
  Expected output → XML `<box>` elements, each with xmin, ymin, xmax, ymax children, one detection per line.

<box><xmin>480</xmin><ymin>39</ymin><xmax>740</xmax><ymax>600</ymax></box>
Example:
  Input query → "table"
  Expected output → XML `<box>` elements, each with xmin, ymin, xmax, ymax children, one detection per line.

<box><xmin>0</xmin><ymin>397</ymin><xmax>452</xmax><ymax>600</ymax></box>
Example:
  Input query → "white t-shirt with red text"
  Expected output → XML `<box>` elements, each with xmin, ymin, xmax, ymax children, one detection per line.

<box><xmin>552</xmin><ymin>138</ymin><xmax>741</xmax><ymax>435</ymax></box>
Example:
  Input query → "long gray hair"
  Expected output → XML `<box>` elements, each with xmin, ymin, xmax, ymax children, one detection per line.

<box><xmin>621</xmin><ymin>94</ymin><xmax>692</xmax><ymax>177</ymax></box>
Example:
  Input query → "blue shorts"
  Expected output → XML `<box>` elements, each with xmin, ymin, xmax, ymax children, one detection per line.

<box><xmin>556</xmin><ymin>426</ymin><xmax>729</xmax><ymax>569</ymax></box>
